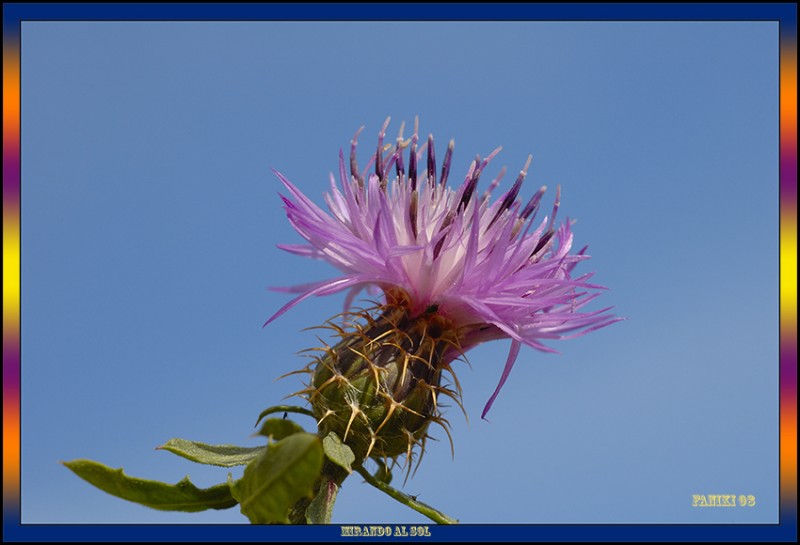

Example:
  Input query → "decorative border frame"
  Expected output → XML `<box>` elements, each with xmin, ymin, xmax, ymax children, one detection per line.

<box><xmin>3</xmin><ymin>3</ymin><xmax>796</xmax><ymax>541</ymax></box>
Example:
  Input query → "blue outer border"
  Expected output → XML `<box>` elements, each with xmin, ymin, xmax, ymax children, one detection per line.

<box><xmin>3</xmin><ymin>517</ymin><xmax>797</xmax><ymax>543</ymax></box>
<box><xmin>2</xmin><ymin>2</ymin><xmax>799</xmax><ymax>22</ymax></box>
<box><xmin>1</xmin><ymin>520</ymin><xmax>798</xmax><ymax>542</ymax></box>
<box><xmin>3</xmin><ymin>2</ymin><xmax>797</xmax><ymax>543</ymax></box>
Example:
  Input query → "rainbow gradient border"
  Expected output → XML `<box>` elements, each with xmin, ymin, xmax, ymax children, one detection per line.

<box><xmin>2</xmin><ymin>3</ymin><xmax>796</xmax><ymax>542</ymax></box>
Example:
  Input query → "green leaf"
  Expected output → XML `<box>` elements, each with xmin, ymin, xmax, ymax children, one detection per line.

<box><xmin>256</xmin><ymin>418</ymin><xmax>305</xmax><ymax>441</ymax></box>
<box><xmin>322</xmin><ymin>432</ymin><xmax>355</xmax><ymax>473</ymax></box>
<box><xmin>254</xmin><ymin>405</ymin><xmax>315</xmax><ymax>428</ymax></box>
<box><xmin>231</xmin><ymin>433</ymin><xmax>324</xmax><ymax>524</ymax></box>
<box><xmin>157</xmin><ymin>438</ymin><xmax>265</xmax><ymax>468</ymax></box>
<box><xmin>63</xmin><ymin>459</ymin><xmax>237</xmax><ymax>512</ymax></box>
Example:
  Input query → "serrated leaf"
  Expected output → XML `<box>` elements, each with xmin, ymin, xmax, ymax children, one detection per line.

<box><xmin>157</xmin><ymin>438</ymin><xmax>265</xmax><ymax>468</ymax></box>
<box><xmin>322</xmin><ymin>432</ymin><xmax>355</xmax><ymax>473</ymax></box>
<box><xmin>230</xmin><ymin>432</ymin><xmax>323</xmax><ymax>524</ymax></box>
<box><xmin>63</xmin><ymin>459</ymin><xmax>237</xmax><ymax>512</ymax></box>
<box><xmin>256</xmin><ymin>418</ymin><xmax>305</xmax><ymax>441</ymax></box>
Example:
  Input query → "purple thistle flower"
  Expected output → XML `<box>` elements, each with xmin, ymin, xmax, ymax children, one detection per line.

<box><xmin>267</xmin><ymin>118</ymin><xmax>620</xmax><ymax>419</ymax></box>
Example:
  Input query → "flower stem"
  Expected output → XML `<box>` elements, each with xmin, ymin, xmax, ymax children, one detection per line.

<box><xmin>288</xmin><ymin>460</ymin><xmax>348</xmax><ymax>524</ymax></box>
<box><xmin>354</xmin><ymin>465</ymin><xmax>458</xmax><ymax>524</ymax></box>
<box><xmin>304</xmin><ymin>473</ymin><xmax>341</xmax><ymax>524</ymax></box>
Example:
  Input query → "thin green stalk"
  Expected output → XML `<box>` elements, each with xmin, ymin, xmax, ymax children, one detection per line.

<box><xmin>354</xmin><ymin>466</ymin><xmax>457</xmax><ymax>524</ymax></box>
<box><xmin>254</xmin><ymin>405</ymin><xmax>316</xmax><ymax>427</ymax></box>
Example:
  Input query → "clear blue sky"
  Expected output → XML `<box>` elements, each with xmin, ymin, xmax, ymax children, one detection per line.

<box><xmin>21</xmin><ymin>21</ymin><xmax>778</xmax><ymax>524</ymax></box>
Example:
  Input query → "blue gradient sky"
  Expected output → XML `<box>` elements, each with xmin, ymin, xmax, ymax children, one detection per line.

<box><xmin>21</xmin><ymin>21</ymin><xmax>778</xmax><ymax>524</ymax></box>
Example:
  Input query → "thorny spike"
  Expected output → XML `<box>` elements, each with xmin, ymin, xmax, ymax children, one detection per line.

<box><xmin>277</xmin><ymin>366</ymin><xmax>314</xmax><ymax>381</ymax></box>
<box><xmin>409</xmin><ymin>441</ymin><xmax>429</xmax><ymax>481</ymax></box>
<box><xmin>396</xmin><ymin>352</ymin><xmax>411</xmax><ymax>395</ymax></box>
<box><xmin>364</xmin><ymin>435</ymin><xmax>377</xmax><ymax>459</ymax></box>
<box><xmin>308</xmin><ymin>372</ymin><xmax>345</xmax><ymax>402</ymax></box>
<box><xmin>374</xmin><ymin>400</ymin><xmax>400</xmax><ymax>435</ymax></box>
<box><xmin>316</xmin><ymin>409</ymin><xmax>335</xmax><ymax>427</ymax></box>
<box><xmin>343</xmin><ymin>401</ymin><xmax>362</xmax><ymax>442</ymax></box>
<box><xmin>350</xmin><ymin>125</ymin><xmax>365</xmax><ymax>187</ymax></box>
<box><xmin>434</xmin><ymin>383</ymin><xmax>468</xmax><ymax>423</ymax></box>
<box><xmin>440</xmin><ymin>139</ymin><xmax>454</xmax><ymax>187</ymax></box>
<box><xmin>404</xmin><ymin>429</ymin><xmax>415</xmax><ymax>470</ymax></box>
<box><xmin>427</xmin><ymin>385</ymin><xmax>439</xmax><ymax>415</ymax></box>
<box><xmin>286</xmin><ymin>382</ymin><xmax>316</xmax><ymax>398</ymax></box>
<box><xmin>439</xmin><ymin>360</ymin><xmax>465</xmax><ymax>398</ymax></box>
<box><xmin>426</xmin><ymin>134</ymin><xmax>436</xmax><ymax>186</ymax></box>
<box><xmin>432</xmin><ymin>414</ymin><xmax>456</xmax><ymax>459</ymax></box>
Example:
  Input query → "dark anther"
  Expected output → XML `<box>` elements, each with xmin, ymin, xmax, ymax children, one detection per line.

<box><xmin>458</xmin><ymin>178</ymin><xmax>478</xmax><ymax>213</ymax></box>
<box><xmin>375</xmin><ymin>121</ymin><xmax>388</xmax><ymax>182</ymax></box>
<box><xmin>531</xmin><ymin>229</ymin><xmax>554</xmax><ymax>258</ymax></box>
<box><xmin>409</xmin><ymin>137</ymin><xmax>418</xmax><ymax>191</ymax></box>
<box><xmin>521</xmin><ymin>187</ymin><xmax>546</xmax><ymax>221</ymax></box>
<box><xmin>489</xmin><ymin>170</ymin><xmax>525</xmax><ymax>228</ymax></box>
<box><xmin>432</xmin><ymin>211</ymin><xmax>454</xmax><ymax>260</ymax></box>
<box><xmin>500</xmin><ymin>173</ymin><xmax>524</xmax><ymax>213</ymax></box>
<box><xmin>375</xmin><ymin>144</ymin><xmax>384</xmax><ymax>181</ymax></box>
<box><xmin>409</xmin><ymin>190</ymin><xmax>419</xmax><ymax>240</ymax></box>
<box><xmin>432</xmin><ymin>238</ymin><xmax>445</xmax><ymax>260</ymax></box>
<box><xmin>440</xmin><ymin>140</ymin><xmax>454</xmax><ymax>187</ymax></box>
<box><xmin>457</xmin><ymin>157</ymin><xmax>481</xmax><ymax>213</ymax></box>
<box><xmin>427</xmin><ymin>135</ymin><xmax>436</xmax><ymax>186</ymax></box>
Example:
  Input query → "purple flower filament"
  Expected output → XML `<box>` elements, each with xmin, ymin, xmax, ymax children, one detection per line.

<box><xmin>268</xmin><ymin>118</ymin><xmax>620</xmax><ymax>418</ymax></box>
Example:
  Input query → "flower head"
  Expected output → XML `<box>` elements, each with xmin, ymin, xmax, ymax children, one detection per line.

<box><xmin>268</xmin><ymin>118</ymin><xmax>619</xmax><ymax>419</ymax></box>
